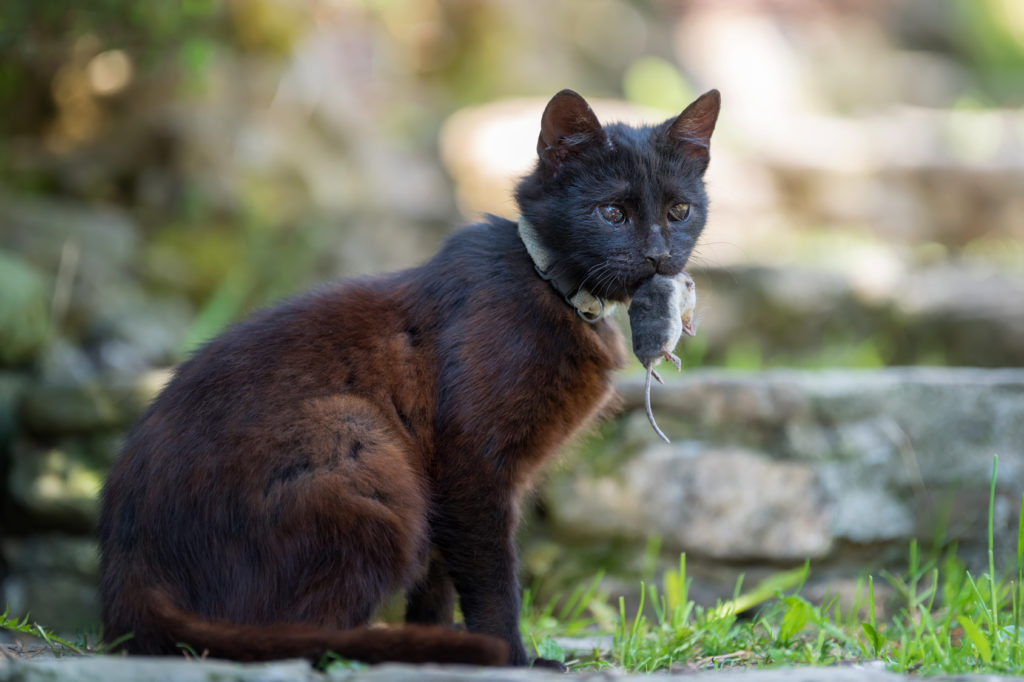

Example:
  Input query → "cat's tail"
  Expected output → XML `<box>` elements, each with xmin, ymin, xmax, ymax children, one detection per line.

<box><xmin>137</xmin><ymin>589</ymin><xmax>509</xmax><ymax>666</ymax></box>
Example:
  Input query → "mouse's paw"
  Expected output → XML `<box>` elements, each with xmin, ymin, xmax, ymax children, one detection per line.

<box><xmin>663</xmin><ymin>350</ymin><xmax>682</xmax><ymax>371</ymax></box>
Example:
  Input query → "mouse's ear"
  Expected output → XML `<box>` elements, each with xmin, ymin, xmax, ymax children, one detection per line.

<box><xmin>667</xmin><ymin>89</ymin><xmax>720</xmax><ymax>169</ymax></box>
<box><xmin>537</xmin><ymin>89</ymin><xmax>606</xmax><ymax>170</ymax></box>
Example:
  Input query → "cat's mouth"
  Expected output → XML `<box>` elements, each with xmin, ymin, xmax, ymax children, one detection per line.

<box><xmin>575</xmin><ymin>251</ymin><xmax>690</xmax><ymax>303</ymax></box>
<box><xmin>654</xmin><ymin>251</ymin><xmax>691</xmax><ymax>279</ymax></box>
<box><xmin>608</xmin><ymin>259</ymin><xmax>688</xmax><ymax>300</ymax></box>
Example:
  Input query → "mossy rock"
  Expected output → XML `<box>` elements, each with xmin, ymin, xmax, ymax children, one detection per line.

<box><xmin>18</xmin><ymin>372</ymin><xmax>168</xmax><ymax>436</ymax></box>
<box><xmin>8</xmin><ymin>432</ymin><xmax>121</xmax><ymax>531</ymax></box>
<box><xmin>0</xmin><ymin>250</ymin><xmax>50</xmax><ymax>367</ymax></box>
<box><xmin>0</xmin><ymin>371</ymin><xmax>27</xmax><ymax>451</ymax></box>
<box><xmin>2</xmin><ymin>536</ymin><xmax>100</xmax><ymax>635</ymax></box>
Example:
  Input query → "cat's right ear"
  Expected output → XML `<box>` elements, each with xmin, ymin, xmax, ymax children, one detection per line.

<box><xmin>668</xmin><ymin>89</ymin><xmax>721</xmax><ymax>168</ymax></box>
<box><xmin>537</xmin><ymin>89</ymin><xmax>605</xmax><ymax>170</ymax></box>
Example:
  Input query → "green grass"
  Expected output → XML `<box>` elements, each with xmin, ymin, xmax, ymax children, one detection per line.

<box><xmin>0</xmin><ymin>607</ymin><xmax>91</xmax><ymax>656</ymax></box>
<box><xmin>523</xmin><ymin>454</ymin><xmax>1024</xmax><ymax>674</ymax></box>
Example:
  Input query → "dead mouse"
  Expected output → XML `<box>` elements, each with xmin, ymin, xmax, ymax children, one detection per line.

<box><xmin>628</xmin><ymin>272</ymin><xmax>697</xmax><ymax>443</ymax></box>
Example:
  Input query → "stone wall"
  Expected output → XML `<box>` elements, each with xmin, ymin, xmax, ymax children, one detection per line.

<box><xmin>3</xmin><ymin>360</ymin><xmax>1023</xmax><ymax>633</ymax></box>
<box><xmin>528</xmin><ymin>367</ymin><xmax>1024</xmax><ymax>608</ymax></box>
<box><xmin>1</xmin><ymin>370</ymin><xmax>165</xmax><ymax>631</ymax></box>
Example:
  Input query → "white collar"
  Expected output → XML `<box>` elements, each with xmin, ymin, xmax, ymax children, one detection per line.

<box><xmin>516</xmin><ymin>216</ymin><xmax>607</xmax><ymax>322</ymax></box>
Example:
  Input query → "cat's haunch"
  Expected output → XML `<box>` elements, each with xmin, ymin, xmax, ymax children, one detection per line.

<box><xmin>97</xmin><ymin>87</ymin><xmax>719</xmax><ymax>666</ymax></box>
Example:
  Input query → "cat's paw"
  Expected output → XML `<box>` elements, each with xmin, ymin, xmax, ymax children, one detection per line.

<box><xmin>531</xmin><ymin>657</ymin><xmax>568</xmax><ymax>672</ymax></box>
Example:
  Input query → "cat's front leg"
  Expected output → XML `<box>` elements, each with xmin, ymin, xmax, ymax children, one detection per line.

<box><xmin>434</xmin><ymin>495</ymin><xmax>530</xmax><ymax>666</ymax></box>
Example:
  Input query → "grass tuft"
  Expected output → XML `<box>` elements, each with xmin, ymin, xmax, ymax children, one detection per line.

<box><xmin>523</xmin><ymin>454</ymin><xmax>1024</xmax><ymax>674</ymax></box>
<box><xmin>0</xmin><ymin>606</ymin><xmax>87</xmax><ymax>656</ymax></box>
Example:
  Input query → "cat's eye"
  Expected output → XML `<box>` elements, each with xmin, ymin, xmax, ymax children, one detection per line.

<box><xmin>668</xmin><ymin>202</ymin><xmax>692</xmax><ymax>222</ymax></box>
<box><xmin>597</xmin><ymin>204</ymin><xmax>625</xmax><ymax>226</ymax></box>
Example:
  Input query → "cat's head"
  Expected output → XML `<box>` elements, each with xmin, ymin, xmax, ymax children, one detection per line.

<box><xmin>515</xmin><ymin>89</ymin><xmax>719</xmax><ymax>303</ymax></box>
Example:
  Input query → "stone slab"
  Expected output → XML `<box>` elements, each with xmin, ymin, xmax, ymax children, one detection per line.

<box><xmin>1</xmin><ymin>658</ymin><xmax>1022</xmax><ymax>682</ymax></box>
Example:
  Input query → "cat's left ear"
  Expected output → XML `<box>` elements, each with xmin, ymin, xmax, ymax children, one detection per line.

<box><xmin>537</xmin><ymin>89</ymin><xmax>606</xmax><ymax>170</ymax></box>
<box><xmin>668</xmin><ymin>89</ymin><xmax>720</xmax><ymax>167</ymax></box>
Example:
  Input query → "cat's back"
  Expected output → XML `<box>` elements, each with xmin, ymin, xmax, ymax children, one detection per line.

<box><xmin>132</xmin><ymin>278</ymin><xmax>401</xmax><ymax>431</ymax></box>
<box><xmin>102</xmin><ymin>273</ymin><xmax>435</xmax><ymax>513</ymax></box>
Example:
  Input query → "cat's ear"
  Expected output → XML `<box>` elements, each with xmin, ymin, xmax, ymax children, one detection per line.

<box><xmin>668</xmin><ymin>89</ymin><xmax>720</xmax><ymax>164</ymax></box>
<box><xmin>537</xmin><ymin>89</ymin><xmax>605</xmax><ymax>169</ymax></box>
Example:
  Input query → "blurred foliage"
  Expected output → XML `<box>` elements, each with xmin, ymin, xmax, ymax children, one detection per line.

<box><xmin>0</xmin><ymin>2</ymin><xmax>222</xmax><ymax>136</ymax></box>
<box><xmin>622</xmin><ymin>56</ymin><xmax>694</xmax><ymax>113</ymax></box>
<box><xmin>955</xmin><ymin>0</ymin><xmax>1024</xmax><ymax>104</ymax></box>
<box><xmin>0</xmin><ymin>0</ymin><xmax>1021</xmax><ymax>369</ymax></box>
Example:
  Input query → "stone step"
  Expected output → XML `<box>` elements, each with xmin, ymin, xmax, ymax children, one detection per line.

<box><xmin>535</xmin><ymin>367</ymin><xmax>1024</xmax><ymax>605</ymax></box>
<box><xmin>688</xmin><ymin>264</ymin><xmax>1024</xmax><ymax>367</ymax></box>
<box><xmin>1</xmin><ymin>657</ymin><xmax>1022</xmax><ymax>682</ymax></box>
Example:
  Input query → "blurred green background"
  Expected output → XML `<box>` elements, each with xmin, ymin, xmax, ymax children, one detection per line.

<box><xmin>2</xmin><ymin>0</ymin><xmax>1023</xmax><ymax>376</ymax></box>
<box><xmin>2</xmin><ymin>0</ymin><xmax>1024</xmax><ymax>635</ymax></box>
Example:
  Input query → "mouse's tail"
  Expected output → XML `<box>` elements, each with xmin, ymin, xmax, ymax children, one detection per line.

<box><xmin>644</xmin><ymin>368</ymin><xmax>671</xmax><ymax>444</ymax></box>
<box><xmin>122</xmin><ymin>588</ymin><xmax>508</xmax><ymax>666</ymax></box>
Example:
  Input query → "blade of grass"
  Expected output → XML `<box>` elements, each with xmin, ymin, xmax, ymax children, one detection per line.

<box><xmin>861</xmin><ymin>621</ymin><xmax>884</xmax><ymax>657</ymax></box>
<box><xmin>708</xmin><ymin>562</ymin><xmax>809</xmax><ymax>620</ymax></box>
<box><xmin>664</xmin><ymin>553</ymin><xmax>687</xmax><ymax>615</ymax></box>
<box><xmin>1</xmin><ymin>608</ymin><xmax>85</xmax><ymax>655</ymax></box>
<box><xmin>868</xmin><ymin>574</ymin><xmax>876</xmax><ymax>629</ymax></box>
<box><xmin>959</xmin><ymin>615</ymin><xmax>992</xmax><ymax>664</ymax></box>
<box><xmin>777</xmin><ymin>596</ymin><xmax>813</xmax><ymax>643</ymax></box>
<box><xmin>558</xmin><ymin>571</ymin><xmax>604</xmax><ymax>628</ymax></box>
<box><xmin>1016</xmin><ymin>492</ymin><xmax>1024</xmax><ymax>668</ymax></box>
<box><xmin>988</xmin><ymin>454</ymin><xmax>999</xmax><ymax>658</ymax></box>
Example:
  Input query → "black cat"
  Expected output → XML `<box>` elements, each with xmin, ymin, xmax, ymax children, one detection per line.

<box><xmin>97</xmin><ymin>88</ymin><xmax>720</xmax><ymax>666</ymax></box>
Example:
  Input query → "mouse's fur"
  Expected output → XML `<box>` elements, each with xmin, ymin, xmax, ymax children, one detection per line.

<box><xmin>628</xmin><ymin>272</ymin><xmax>697</xmax><ymax>443</ymax></box>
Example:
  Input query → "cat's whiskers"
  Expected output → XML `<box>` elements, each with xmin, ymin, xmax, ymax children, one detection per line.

<box><xmin>580</xmin><ymin>260</ymin><xmax>614</xmax><ymax>297</ymax></box>
<box><xmin>581</xmin><ymin>258</ymin><xmax>629</xmax><ymax>299</ymax></box>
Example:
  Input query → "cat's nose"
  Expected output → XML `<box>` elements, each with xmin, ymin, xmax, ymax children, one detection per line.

<box><xmin>645</xmin><ymin>230</ymin><xmax>670</xmax><ymax>266</ymax></box>
<box><xmin>645</xmin><ymin>252</ymin><xmax>668</xmax><ymax>268</ymax></box>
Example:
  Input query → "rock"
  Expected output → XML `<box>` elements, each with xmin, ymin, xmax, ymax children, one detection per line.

<box><xmin>0</xmin><ymin>657</ymin><xmax>318</xmax><ymax>682</ymax></box>
<box><xmin>18</xmin><ymin>371</ymin><xmax>170</xmax><ymax>436</ymax></box>
<box><xmin>19</xmin><ymin>384</ymin><xmax>126</xmax><ymax>435</ymax></box>
<box><xmin>0</xmin><ymin>195</ymin><xmax>138</xmax><ymax>286</ymax></box>
<box><xmin>0</xmin><ymin>658</ymin><xmax>1020</xmax><ymax>682</ymax></box>
<box><xmin>545</xmin><ymin>368</ymin><xmax>1024</xmax><ymax>571</ymax></box>
<box><xmin>892</xmin><ymin>265</ymin><xmax>1024</xmax><ymax>367</ymax></box>
<box><xmin>0</xmin><ymin>194</ymin><xmax>179</xmax><ymax>373</ymax></box>
<box><xmin>548</xmin><ymin>444</ymin><xmax>831</xmax><ymax>561</ymax></box>
<box><xmin>7</xmin><ymin>434</ymin><xmax>120</xmax><ymax>531</ymax></box>
<box><xmin>0</xmin><ymin>372</ymin><xmax>27</xmax><ymax>452</ymax></box>
<box><xmin>1</xmin><ymin>536</ymin><xmax>99</xmax><ymax>634</ymax></box>
<box><xmin>0</xmin><ymin>251</ymin><xmax>51</xmax><ymax>368</ymax></box>
<box><xmin>87</xmin><ymin>293</ymin><xmax>192</xmax><ymax>375</ymax></box>
<box><xmin>8</xmin><ymin>370</ymin><xmax>169</xmax><ymax>531</ymax></box>
<box><xmin>692</xmin><ymin>264</ymin><xmax>1024</xmax><ymax>368</ymax></box>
